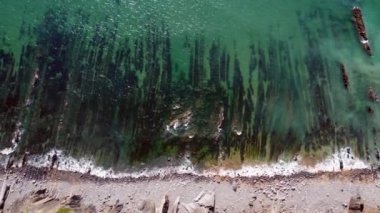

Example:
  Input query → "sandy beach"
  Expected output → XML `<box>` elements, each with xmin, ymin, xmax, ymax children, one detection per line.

<box><xmin>0</xmin><ymin>166</ymin><xmax>379</xmax><ymax>212</ymax></box>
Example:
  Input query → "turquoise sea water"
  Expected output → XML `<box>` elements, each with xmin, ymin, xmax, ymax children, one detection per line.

<box><xmin>1</xmin><ymin>0</ymin><xmax>380</xmax><ymax>168</ymax></box>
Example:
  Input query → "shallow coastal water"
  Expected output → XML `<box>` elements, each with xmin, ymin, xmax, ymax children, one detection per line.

<box><xmin>1</xmin><ymin>0</ymin><xmax>380</xmax><ymax>172</ymax></box>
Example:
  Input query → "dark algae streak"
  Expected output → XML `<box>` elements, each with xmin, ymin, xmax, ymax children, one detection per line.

<box><xmin>1</xmin><ymin>0</ymin><xmax>380</xmax><ymax>169</ymax></box>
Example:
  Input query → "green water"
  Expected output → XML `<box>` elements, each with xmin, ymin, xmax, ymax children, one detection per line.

<box><xmin>1</xmin><ymin>0</ymin><xmax>380</xmax><ymax>168</ymax></box>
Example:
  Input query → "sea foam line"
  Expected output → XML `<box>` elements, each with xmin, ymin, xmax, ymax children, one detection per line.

<box><xmin>20</xmin><ymin>147</ymin><xmax>369</xmax><ymax>179</ymax></box>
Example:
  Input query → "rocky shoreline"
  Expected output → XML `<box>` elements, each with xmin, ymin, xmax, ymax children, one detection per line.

<box><xmin>0</xmin><ymin>166</ymin><xmax>380</xmax><ymax>212</ymax></box>
<box><xmin>5</xmin><ymin>165</ymin><xmax>377</xmax><ymax>184</ymax></box>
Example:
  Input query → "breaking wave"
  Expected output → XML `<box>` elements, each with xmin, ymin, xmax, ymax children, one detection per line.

<box><xmin>1</xmin><ymin>147</ymin><xmax>367</xmax><ymax>179</ymax></box>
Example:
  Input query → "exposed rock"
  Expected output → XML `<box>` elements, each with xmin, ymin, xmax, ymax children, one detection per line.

<box><xmin>21</xmin><ymin>153</ymin><xmax>28</xmax><ymax>167</ymax></box>
<box><xmin>65</xmin><ymin>195</ymin><xmax>82</xmax><ymax>208</ymax></box>
<box><xmin>212</xmin><ymin>176</ymin><xmax>222</xmax><ymax>184</ymax></box>
<box><xmin>0</xmin><ymin>181</ymin><xmax>10</xmax><ymax>210</ymax></box>
<box><xmin>194</xmin><ymin>208</ymin><xmax>208</xmax><ymax>213</ymax></box>
<box><xmin>348</xmin><ymin>195</ymin><xmax>364</xmax><ymax>212</ymax></box>
<box><xmin>232</xmin><ymin>181</ymin><xmax>238</xmax><ymax>192</ymax></box>
<box><xmin>194</xmin><ymin>190</ymin><xmax>215</xmax><ymax>209</ymax></box>
<box><xmin>138</xmin><ymin>199</ymin><xmax>156</xmax><ymax>213</ymax></box>
<box><xmin>5</xmin><ymin>155</ymin><xmax>14</xmax><ymax>170</ymax></box>
<box><xmin>11</xmin><ymin>188</ymin><xmax>62</xmax><ymax>212</ymax></box>
<box><xmin>157</xmin><ymin>194</ymin><xmax>169</xmax><ymax>213</ymax></box>
<box><xmin>181</xmin><ymin>202</ymin><xmax>208</xmax><ymax>213</ymax></box>
<box><xmin>170</xmin><ymin>196</ymin><xmax>180</xmax><ymax>213</ymax></box>
<box><xmin>31</xmin><ymin>188</ymin><xmax>48</xmax><ymax>202</ymax></box>
<box><xmin>84</xmin><ymin>205</ymin><xmax>97</xmax><ymax>213</ymax></box>
<box><xmin>109</xmin><ymin>200</ymin><xmax>123</xmax><ymax>213</ymax></box>
<box><xmin>181</xmin><ymin>191</ymin><xmax>216</xmax><ymax>213</ymax></box>
<box><xmin>50</xmin><ymin>152</ymin><xmax>58</xmax><ymax>170</ymax></box>
<box><xmin>33</xmin><ymin>196</ymin><xmax>55</xmax><ymax>206</ymax></box>
<box><xmin>181</xmin><ymin>202</ymin><xmax>198</xmax><ymax>213</ymax></box>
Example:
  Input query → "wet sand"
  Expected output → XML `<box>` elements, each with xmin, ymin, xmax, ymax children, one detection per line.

<box><xmin>1</xmin><ymin>166</ymin><xmax>380</xmax><ymax>212</ymax></box>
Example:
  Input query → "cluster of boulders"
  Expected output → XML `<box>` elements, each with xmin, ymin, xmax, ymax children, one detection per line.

<box><xmin>138</xmin><ymin>190</ymin><xmax>215</xmax><ymax>213</ymax></box>
<box><xmin>6</xmin><ymin>187</ymin><xmax>99</xmax><ymax>213</ymax></box>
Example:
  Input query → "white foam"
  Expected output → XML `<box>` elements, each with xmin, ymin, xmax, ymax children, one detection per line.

<box><xmin>0</xmin><ymin>122</ymin><xmax>24</xmax><ymax>155</ymax></box>
<box><xmin>24</xmin><ymin>147</ymin><xmax>369</xmax><ymax>179</ymax></box>
<box><xmin>27</xmin><ymin>149</ymin><xmax>197</xmax><ymax>179</ymax></box>
<box><xmin>0</xmin><ymin>147</ymin><xmax>16</xmax><ymax>155</ymax></box>
<box><xmin>234</xmin><ymin>130</ymin><xmax>242</xmax><ymax>136</ymax></box>
<box><xmin>361</xmin><ymin>39</ymin><xmax>369</xmax><ymax>44</ymax></box>
<box><xmin>165</xmin><ymin>110</ymin><xmax>192</xmax><ymax>136</ymax></box>
<box><xmin>206</xmin><ymin>148</ymin><xmax>368</xmax><ymax>177</ymax></box>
